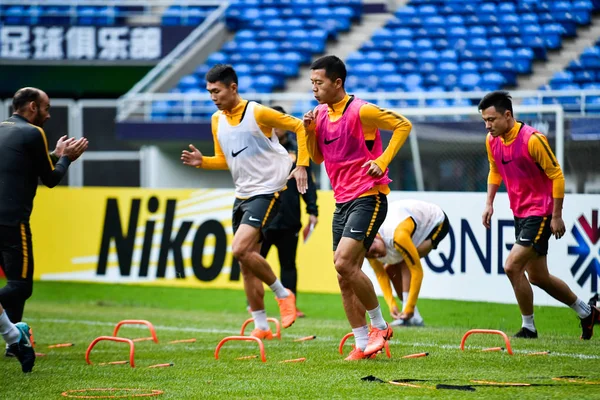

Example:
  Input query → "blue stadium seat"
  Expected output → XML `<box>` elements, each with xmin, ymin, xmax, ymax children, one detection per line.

<box><xmin>574</xmin><ymin>70</ymin><xmax>595</xmax><ymax>84</ymax></box>
<box><xmin>460</xmin><ymin>61</ymin><xmax>478</xmax><ymax>73</ymax></box>
<box><xmin>466</xmin><ymin>38</ymin><xmax>488</xmax><ymax>50</ymax></box>
<box><xmin>207</xmin><ymin>52</ymin><xmax>228</xmax><ymax>64</ymax></box>
<box><xmin>372</xmin><ymin>28</ymin><xmax>393</xmax><ymax>40</ymax></box>
<box><xmin>398</xmin><ymin>62</ymin><xmax>417</xmax><ymax>74</ymax></box>
<box><xmin>393</xmin><ymin>28</ymin><xmax>413</xmax><ymax>39</ymax></box>
<box><xmin>415</xmin><ymin>39</ymin><xmax>433</xmax><ymax>50</ymax></box>
<box><xmin>420</xmin><ymin>62</ymin><xmax>437</xmax><ymax>74</ymax></box>
<box><xmin>479</xmin><ymin>61</ymin><xmax>494</xmax><ymax>73</ymax></box>
<box><xmin>446</xmin><ymin>15</ymin><xmax>464</xmax><ymax>26</ymax></box>
<box><xmin>386</xmin><ymin>74</ymin><xmax>405</xmax><ymax>90</ymax></box>
<box><xmin>459</xmin><ymin>73</ymin><xmax>481</xmax><ymax>90</ymax></box>
<box><xmin>482</xmin><ymin>72</ymin><xmax>506</xmax><ymax>87</ymax></box>
<box><xmin>422</xmin><ymin>73</ymin><xmax>440</xmax><ymax>87</ymax></box>
<box><xmin>498</xmin><ymin>3</ymin><xmax>516</xmax><ymax>13</ymax></box>
<box><xmin>496</xmin><ymin>48</ymin><xmax>515</xmax><ymax>62</ymax></box>
<box><xmin>440</xmin><ymin>50</ymin><xmax>458</xmax><ymax>61</ymax></box>
<box><xmin>405</xmin><ymin>74</ymin><xmax>423</xmax><ymax>89</ymax></box>
<box><xmin>420</xmin><ymin>50</ymin><xmax>439</xmax><ymax>62</ymax></box>
<box><xmin>479</xmin><ymin>2</ymin><xmax>496</xmax><ymax>13</ymax></box>
<box><xmin>581</xmin><ymin>47</ymin><xmax>600</xmax><ymax>69</ymax></box>
<box><xmin>549</xmin><ymin>71</ymin><xmax>574</xmax><ymax>88</ymax></box>
<box><xmin>501</xmin><ymin>24</ymin><xmax>520</xmax><ymax>37</ymax></box>
<box><xmin>522</xmin><ymin>36</ymin><xmax>547</xmax><ymax>60</ymax></box>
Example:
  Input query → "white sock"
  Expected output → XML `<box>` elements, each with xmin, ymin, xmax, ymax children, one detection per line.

<box><xmin>251</xmin><ymin>310</ymin><xmax>269</xmax><ymax>331</ymax></box>
<box><xmin>521</xmin><ymin>314</ymin><xmax>536</xmax><ymax>331</ymax></box>
<box><xmin>0</xmin><ymin>312</ymin><xmax>20</xmax><ymax>345</ymax></box>
<box><xmin>402</xmin><ymin>292</ymin><xmax>422</xmax><ymax>321</ymax></box>
<box><xmin>352</xmin><ymin>325</ymin><xmax>369</xmax><ymax>351</ymax></box>
<box><xmin>269</xmin><ymin>279</ymin><xmax>289</xmax><ymax>299</ymax></box>
<box><xmin>367</xmin><ymin>304</ymin><xmax>388</xmax><ymax>330</ymax></box>
<box><xmin>570</xmin><ymin>298</ymin><xmax>592</xmax><ymax>319</ymax></box>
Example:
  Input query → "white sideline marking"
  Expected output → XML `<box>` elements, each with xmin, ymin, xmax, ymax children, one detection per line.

<box><xmin>29</xmin><ymin>318</ymin><xmax>238</xmax><ymax>335</ymax></box>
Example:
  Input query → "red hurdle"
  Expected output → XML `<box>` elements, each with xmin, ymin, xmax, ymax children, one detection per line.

<box><xmin>113</xmin><ymin>320</ymin><xmax>158</xmax><ymax>343</ymax></box>
<box><xmin>338</xmin><ymin>332</ymin><xmax>391</xmax><ymax>358</ymax></box>
<box><xmin>460</xmin><ymin>329</ymin><xmax>513</xmax><ymax>355</ymax></box>
<box><xmin>214</xmin><ymin>336</ymin><xmax>266</xmax><ymax>362</ymax></box>
<box><xmin>86</xmin><ymin>336</ymin><xmax>136</xmax><ymax>368</ymax></box>
<box><xmin>240</xmin><ymin>317</ymin><xmax>281</xmax><ymax>340</ymax></box>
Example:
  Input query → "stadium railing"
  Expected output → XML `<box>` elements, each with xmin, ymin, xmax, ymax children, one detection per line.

<box><xmin>117</xmin><ymin>1</ymin><xmax>228</xmax><ymax>120</ymax></box>
<box><xmin>116</xmin><ymin>89</ymin><xmax>600</xmax><ymax>122</ymax></box>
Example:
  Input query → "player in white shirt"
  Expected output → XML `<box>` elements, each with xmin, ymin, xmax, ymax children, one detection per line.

<box><xmin>182</xmin><ymin>65</ymin><xmax>309</xmax><ymax>338</ymax></box>
<box><xmin>366</xmin><ymin>199</ymin><xmax>450</xmax><ymax>326</ymax></box>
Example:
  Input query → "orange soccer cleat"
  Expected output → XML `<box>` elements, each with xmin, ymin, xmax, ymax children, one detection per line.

<box><xmin>344</xmin><ymin>346</ymin><xmax>378</xmax><ymax>361</ymax></box>
<box><xmin>363</xmin><ymin>323</ymin><xmax>393</xmax><ymax>356</ymax></box>
<box><xmin>276</xmin><ymin>289</ymin><xmax>297</xmax><ymax>328</ymax></box>
<box><xmin>250</xmin><ymin>328</ymin><xmax>274</xmax><ymax>340</ymax></box>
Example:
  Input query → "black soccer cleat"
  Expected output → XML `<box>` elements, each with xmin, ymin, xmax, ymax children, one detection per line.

<box><xmin>513</xmin><ymin>327</ymin><xmax>538</xmax><ymax>339</ymax></box>
<box><xmin>580</xmin><ymin>305</ymin><xmax>600</xmax><ymax>340</ymax></box>
<box><xmin>7</xmin><ymin>322</ymin><xmax>35</xmax><ymax>373</ymax></box>
<box><xmin>5</xmin><ymin>344</ymin><xmax>15</xmax><ymax>358</ymax></box>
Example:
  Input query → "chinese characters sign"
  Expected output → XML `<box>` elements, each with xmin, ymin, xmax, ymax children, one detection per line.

<box><xmin>0</xmin><ymin>25</ymin><xmax>192</xmax><ymax>61</ymax></box>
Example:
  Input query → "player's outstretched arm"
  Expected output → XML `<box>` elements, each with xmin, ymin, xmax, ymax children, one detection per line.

<box><xmin>181</xmin><ymin>144</ymin><xmax>204</xmax><ymax>168</ymax></box>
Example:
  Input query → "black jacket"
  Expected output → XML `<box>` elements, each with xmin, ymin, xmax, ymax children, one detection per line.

<box><xmin>267</xmin><ymin>133</ymin><xmax>318</xmax><ymax>232</ymax></box>
<box><xmin>0</xmin><ymin>114</ymin><xmax>70</xmax><ymax>226</ymax></box>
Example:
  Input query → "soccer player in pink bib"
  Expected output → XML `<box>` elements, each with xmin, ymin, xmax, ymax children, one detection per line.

<box><xmin>480</xmin><ymin>91</ymin><xmax>599</xmax><ymax>340</ymax></box>
<box><xmin>303</xmin><ymin>56</ymin><xmax>412</xmax><ymax>359</ymax></box>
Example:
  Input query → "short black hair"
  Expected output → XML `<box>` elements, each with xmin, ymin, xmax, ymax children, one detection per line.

<box><xmin>310</xmin><ymin>55</ymin><xmax>347</xmax><ymax>87</ymax></box>
<box><xmin>478</xmin><ymin>91</ymin><xmax>513</xmax><ymax>116</ymax></box>
<box><xmin>13</xmin><ymin>87</ymin><xmax>42</xmax><ymax>111</ymax></box>
<box><xmin>272</xmin><ymin>105</ymin><xmax>286</xmax><ymax>114</ymax></box>
<box><xmin>205</xmin><ymin>64</ymin><xmax>238</xmax><ymax>85</ymax></box>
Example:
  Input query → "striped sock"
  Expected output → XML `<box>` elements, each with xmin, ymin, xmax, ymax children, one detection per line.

<box><xmin>570</xmin><ymin>298</ymin><xmax>592</xmax><ymax>319</ymax></box>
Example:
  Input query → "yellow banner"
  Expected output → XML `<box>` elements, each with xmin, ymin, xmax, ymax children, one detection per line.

<box><xmin>31</xmin><ymin>187</ymin><xmax>340</xmax><ymax>293</ymax></box>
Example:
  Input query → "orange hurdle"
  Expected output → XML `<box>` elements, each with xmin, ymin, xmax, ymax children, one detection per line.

<box><xmin>215</xmin><ymin>336</ymin><xmax>266</xmax><ymax>362</ymax></box>
<box><xmin>240</xmin><ymin>317</ymin><xmax>281</xmax><ymax>340</ymax></box>
<box><xmin>460</xmin><ymin>329</ymin><xmax>513</xmax><ymax>355</ymax></box>
<box><xmin>113</xmin><ymin>320</ymin><xmax>158</xmax><ymax>343</ymax></box>
<box><xmin>338</xmin><ymin>332</ymin><xmax>391</xmax><ymax>358</ymax></box>
<box><xmin>85</xmin><ymin>336</ymin><xmax>136</xmax><ymax>368</ymax></box>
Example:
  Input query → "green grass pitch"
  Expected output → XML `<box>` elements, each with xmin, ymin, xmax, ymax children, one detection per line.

<box><xmin>2</xmin><ymin>281</ymin><xmax>599</xmax><ymax>399</ymax></box>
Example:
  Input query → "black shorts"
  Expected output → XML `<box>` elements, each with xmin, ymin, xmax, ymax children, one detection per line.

<box><xmin>425</xmin><ymin>212</ymin><xmax>450</xmax><ymax>249</ymax></box>
<box><xmin>232</xmin><ymin>193</ymin><xmax>281</xmax><ymax>235</ymax></box>
<box><xmin>514</xmin><ymin>215</ymin><xmax>552</xmax><ymax>255</ymax></box>
<box><xmin>332</xmin><ymin>193</ymin><xmax>387</xmax><ymax>251</ymax></box>
<box><xmin>0</xmin><ymin>223</ymin><xmax>34</xmax><ymax>282</ymax></box>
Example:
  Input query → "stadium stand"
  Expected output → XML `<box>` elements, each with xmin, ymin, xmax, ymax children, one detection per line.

<box><xmin>145</xmin><ymin>0</ymin><xmax>600</xmax><ymax>120</ymax></box>
<box><xmin>152</xmin><ymin>0</ymin><xmax>362</xmax><ymax>120</ymax></box>
<box><xmin>345</xmin><ymin>0</ymin><xmax>598</xmax><ymax>97</ymax></box>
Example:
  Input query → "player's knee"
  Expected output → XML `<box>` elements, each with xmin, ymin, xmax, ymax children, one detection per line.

<box><xmin>503</xmin><ymin>262</ymin><xmax>521</xmax><ymax>278</ymax></box>
<box><xmin>232</xmin><ymin>243</ymin><xmax>251</xmax><ymax>263</ymax></box>
<box><xmin>334</xmin><ymin>256</ymin><xmax>355</xmax><ymax>277</ymax></box>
